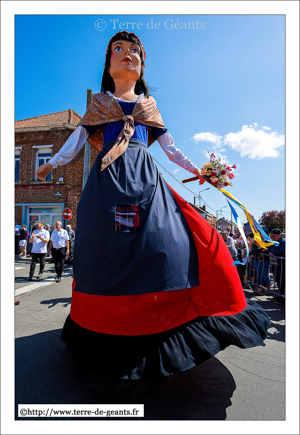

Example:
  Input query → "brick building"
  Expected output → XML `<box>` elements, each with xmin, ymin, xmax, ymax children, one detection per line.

<box><xmin>15</xmin><ymin>109</ymin><xmax>98</xmax><ymax>229</ymax></box>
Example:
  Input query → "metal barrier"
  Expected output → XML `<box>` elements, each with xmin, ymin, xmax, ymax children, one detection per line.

<box><xmin>236</xmin><ymin>253</ymin><xmax>285</xmax><ymax>298</ymax></box>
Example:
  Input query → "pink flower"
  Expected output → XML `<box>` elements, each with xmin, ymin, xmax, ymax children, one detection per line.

<box><xmin>221</xmin><ymin>169</ymin><xmax>226</xmax><ymax>175</ymax></box>
<box><xmin>227</xmin><ymin>166</ymin><xmax>230</xmax><ymax>170</ymax></box>
<box><xmin>233</xmin><ymin>164</ymin><xmax>236</xmax><ymax>169</ymax></box>
<box><xmin>229</xmin><ymin>173</ymin><xmax>234</xmax><ymax>179</ymax></box>
<box><xmin>210</xmin><ymin>177</ymin><xmax>219</xmax><ymax>183</ymax></box>
<box><xmin>211</xmin><ymin>171</ymin><xmax>216</xmax><ymax>176</ymax></box>
<box><xmin>224</xmin><ymin>182</ymin><xmax>229</xmax><ymax>186</ymax></box>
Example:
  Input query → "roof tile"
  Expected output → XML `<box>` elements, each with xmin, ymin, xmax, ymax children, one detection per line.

<box><xmin>15</xmin><ymin>109</ymin><xmax>82</xmax><ymax>128</ymax></box>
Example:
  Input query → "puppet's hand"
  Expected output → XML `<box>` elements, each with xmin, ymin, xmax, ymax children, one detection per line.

<box><xmin>193</xmin><ymin>167</ymin><xmax>202</xmax><ymax>178</ymax></box>
<box><xmin>35</xmin><ymin>162</ymin><xmax>52</xmax><ymax>181</ymax></box>
<box><xmin>193</xmin><ymin>168</ymin><xmax>205</xmax><ymax>185</ymax></box>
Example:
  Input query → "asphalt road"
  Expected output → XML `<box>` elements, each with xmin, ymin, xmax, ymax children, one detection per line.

<box><xmin>14</xmin><ymin>256</ymin><xmax>285</xmax><ymax>423</ymax></box>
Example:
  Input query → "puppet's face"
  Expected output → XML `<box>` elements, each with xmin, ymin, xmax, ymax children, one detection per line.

<box><xmin>108</xmin><ymin>39</ymin><xmax>141</xmax><ymax>82</ymax></box>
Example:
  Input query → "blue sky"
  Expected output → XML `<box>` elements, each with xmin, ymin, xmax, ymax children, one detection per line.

<box><xmin>15</xmin><ymin>14</ymin><xmax>285</xmax><ymax>224</ymax></box>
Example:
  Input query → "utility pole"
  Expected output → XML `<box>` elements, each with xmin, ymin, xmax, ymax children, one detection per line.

<box><xmin>82</xmin><ymin>89</ymin><xmax>92</xmax><ymax>189</ymax></box>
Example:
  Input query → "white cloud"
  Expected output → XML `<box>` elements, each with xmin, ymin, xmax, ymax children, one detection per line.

<box><xmin>173</xmin><ymin>168</ymin><xmax>180</xmax><ymax>174</ymax></box>
<box><xmin>224</xmin><ymin>124</ymin><xmax>285</xmax><ymax>159</ymax></box>
<box><xmin>191</xmin><ymin>124</ymin><xmax>285</xmax><ymax>160</ymax></box>
<box><xmin>191</xmin><ymin>132</ymin><xmax>223</xmax><ymax>148</ymax></box>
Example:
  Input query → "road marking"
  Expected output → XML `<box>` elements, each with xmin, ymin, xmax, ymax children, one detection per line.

<box><xmin>15</xmin><ymin>272</ymin><xmax>73</xmax><ymax>297</ymax></box>
<box><xmin>15</xmin><ymin>267</ymin><xmax>26</xmax><ymax>270</ymax></box>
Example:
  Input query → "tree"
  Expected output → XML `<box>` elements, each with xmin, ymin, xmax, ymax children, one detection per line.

<box><xmin>258</xmin><ymin>210</ymin><xmax>285</xmax><ymax>232</ymax></box>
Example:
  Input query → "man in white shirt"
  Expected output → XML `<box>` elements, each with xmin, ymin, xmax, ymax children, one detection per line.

<box><xmin>28</xmin><ymin>221</ymin><xmax>50</xmax><ymax>281</ymax></box>
<box><xmin>48</xmin><ymin>221</ymin><xmax>69</xmax><ymax>282</ymax></box>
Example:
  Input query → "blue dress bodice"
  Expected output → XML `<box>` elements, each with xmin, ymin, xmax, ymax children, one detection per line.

<box><xmin>103</xmin><ymin>100</ymin><xmax>148</xmax><ymax>144</ymax></box>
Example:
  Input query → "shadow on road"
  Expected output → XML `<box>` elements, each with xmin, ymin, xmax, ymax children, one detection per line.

<box><xmin>40</xmin><ymin>298</ymin><xmax>71</xmax><ymax>309</ymax></box>
<box><xmin>15</xmin><ymin>329</ymin><xmax>236</xmax><ymax>420</ymax></box>
<box><xmin>244</xmin><ymin>288</ymin><xmax>285</xmax><ymax>343</ymax></box>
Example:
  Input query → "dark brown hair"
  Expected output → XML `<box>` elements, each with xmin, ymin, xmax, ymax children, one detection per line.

<box><xmin>101</xmin><ymin>31</ymin><xmax>150</xmax><ymax>96</ymax></box>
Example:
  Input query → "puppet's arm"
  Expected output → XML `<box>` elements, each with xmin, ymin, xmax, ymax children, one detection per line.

<box><xmin>49</xmin><ymin>126</ymin><xmax>88</xmax><ymax>168</ymax></box>
<box><xmin>157</xmin><ymin>132</ymin><xmax>200</xmax><ymax>175</ymax></box>
<box><xmin>35</xmin><ymin>126</ymin><xmax>88</xmax><ymax>180</ymax></box>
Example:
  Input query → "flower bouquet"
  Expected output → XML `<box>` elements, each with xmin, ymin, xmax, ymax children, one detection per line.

<box><xmin>200</xmin><ymin>152</ymin><xmax>236</xmax><ymax>189</ymax></box>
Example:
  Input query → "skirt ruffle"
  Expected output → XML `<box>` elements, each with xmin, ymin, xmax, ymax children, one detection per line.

<box><xmin>61</xmin><ymin>299</ymin><xmax>270</xmax><ymax>380</ymax></box>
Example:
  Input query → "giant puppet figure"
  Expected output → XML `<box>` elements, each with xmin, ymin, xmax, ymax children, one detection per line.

<box><xmin>36</xmin><ymin>31</ymin><xmax>270</xmax><ymax>379</ymax></box>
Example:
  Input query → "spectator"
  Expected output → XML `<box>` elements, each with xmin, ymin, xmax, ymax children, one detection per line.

<box><xmin>45</xmin><ymin>224</ymin><xmax>52</xmax><ymax>256</ymax></box>
<box><xmin>220</xmin><ymin>230</ymin><xmax>237</xmax><ymax>260</ymax></box>
<box><xmin>243</xmin><ymin>222</ymin><xmax>253</xmax><ymax>237</ymax></box>
<box><xmin>226</xmin><ymin>226</ymin><xmax>233</xmax><ymax>237</ymax></box>
<box><xmin>26</xmin><ymin>226</ymin><xmax>30</xmax><ymax>242</ymax></box>
<box><xmin>15</xmin><ymin>220</ymin><xmax>21</xmax><ymax>255</ymax></box>
<box><xmin>66</xmin><ymin>224</ymin><xmax>75</xmax><ymax>251</ymax></box>
<box><xmin>240</xmin><ymin>246</ymin><xmax>248</xmax><ymax>285</ymax></box>
<box><xmin>232</xmin><ymin>227</ymin><xmax>241</xmax><ymax>240</ymax></box>
<box><xmin>27</xmin><ymin>221</ymin><xmax>49</xmax><ymax>281</ymax></box>
<box><xmin>48</xmin><ymin>221</ymin><xmax>69</xmax><ymax>283</ymax></box>
<box><xmin>261</xmin><ymin>228</ymin><xmax>285</xmax><ymax>305</ymax></box>
<box><xmin>242</xmin><ymin>237</ymin><xmax>257</xmax><ymax>287</ymax></box>
<box><xmin>234</xmin><ymin>235</ymin><xmax>246</xmax><ymax>285</ymax></box>
<box><xmin>234</xmin><ymin>235</ymin><xmax>245</xmax><ymax>262</ymax></box>
<box><xmin>27</xmin><ymin>221</ymin><xmax>36</xmax><ymax>257</ymax></box>
<box><xmin>19</xmin><ymin>225</ymin><xmax>28</xmax><ymax>258</ymax></box>
<box><xmin>248</xmin><ymin>237</ymin><xmax>270</xmax><ymax>295</ymax></box>
<box><xmin>49</xmin><ymin>226</ymin><xmax>55</xmax><ymax>262</ymax></box>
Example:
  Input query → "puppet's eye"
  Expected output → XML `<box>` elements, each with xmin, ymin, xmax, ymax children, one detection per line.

<box><xmin>131</xmin><ymin>48</ymin><xmax>139</xmax><ymax>54</ymax></box>
<box><xmin>114</xmin><ymin>46</ymin><xmax>122</xmax><ymax>52</ymax></box>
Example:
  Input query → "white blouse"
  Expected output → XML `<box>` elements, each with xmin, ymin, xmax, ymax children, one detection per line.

<box><xmin>48</xmin><ymin>93</ymin><xmax>197</xmax><ymax>174</ymax></box>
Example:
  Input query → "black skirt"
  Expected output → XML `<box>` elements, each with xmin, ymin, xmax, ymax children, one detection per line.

<box><xmin>61</xmin><ymin>299</ymin><xmax>269</xmax><ymax>380</ymax></box>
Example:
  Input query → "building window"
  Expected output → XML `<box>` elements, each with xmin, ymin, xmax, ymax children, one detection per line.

<box><xmin>34</xmin><ymin>147</ymin><xmax>52</xmax><ymax>181</ymax></box>
<box><xmin>28</xmin><ymin>206</ymin><xmax>62</xmax><ymax>227</ymax></box>
<box><xmin>15</xmin><ymin>153</ymin><xmax>20</xmax><ymax>182</ymax></box>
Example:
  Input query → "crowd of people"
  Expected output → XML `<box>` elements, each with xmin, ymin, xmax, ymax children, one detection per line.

<box><xmin>15</xmin><ymin>220</ymin><xmax>75</xmax><ymax>304</ymax></box>
<box><xmin>219</xmin><ymin>224</ymin><xmax>285</xmax><ymax>305</ymax></box>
